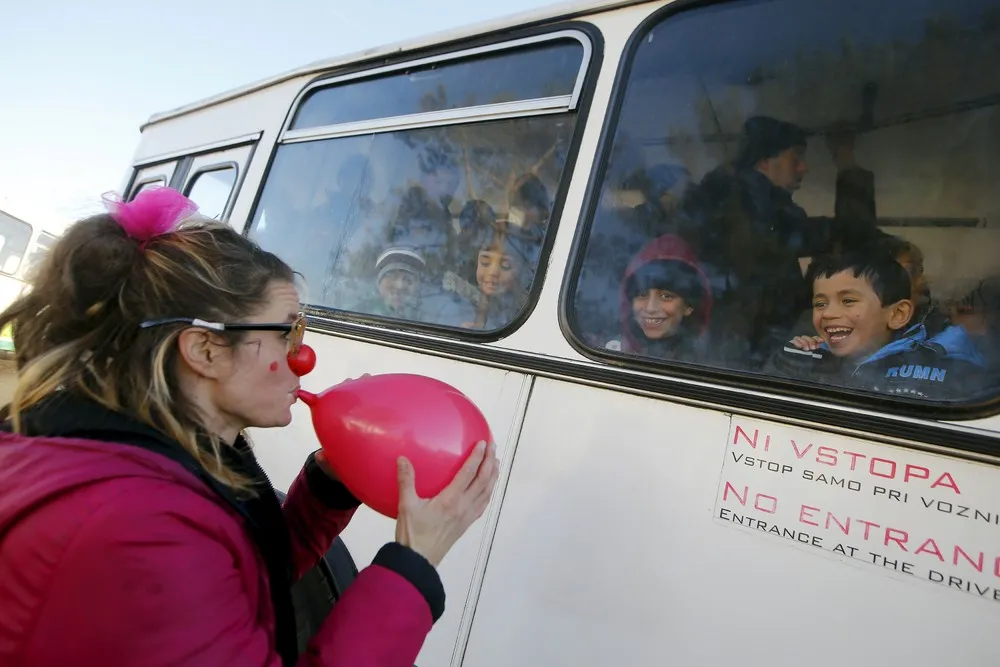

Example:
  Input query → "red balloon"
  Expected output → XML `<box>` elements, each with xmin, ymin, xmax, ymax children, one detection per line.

<box><xmin>296</xmin><ymin>373</ymin><xmax>492</xmax><ymax>518</ymax></box>
<box><xmin>288</xmin><ymin>344</ymin><xmax>316</xmax><ymax>377</ymax></box>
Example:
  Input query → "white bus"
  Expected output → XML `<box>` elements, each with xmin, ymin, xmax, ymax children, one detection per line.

<box><xmin>121</xmin><ymin>0</ymin><xmax>1000</xmax><ymax>663</ymax></box>
<box><xmin>0</xmin><ymin>211</ymin><xmax>60</xmax><ymax>354</ymax></box>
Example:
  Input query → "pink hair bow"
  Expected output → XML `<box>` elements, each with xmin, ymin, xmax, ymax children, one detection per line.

<box><xmin>102</xmin><ymin>186</ymin><xmax>199</xmax><ymax>244</ymax></box>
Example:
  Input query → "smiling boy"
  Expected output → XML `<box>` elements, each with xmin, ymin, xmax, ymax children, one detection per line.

<box><xmin>808</xmin><ymin>252</ymin><xmax>914</xmax><ymax>359</ymax></box>
<box><xmin>769</xmin><ymin>250</ymin><xmax>989</xmax><ymax>400</ymax></box>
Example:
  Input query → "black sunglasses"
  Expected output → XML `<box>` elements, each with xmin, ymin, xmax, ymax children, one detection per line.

<box><xmin>140</xmin><ymin>312</ymin><xmax>307</xmax><ymax>356</ymax></box>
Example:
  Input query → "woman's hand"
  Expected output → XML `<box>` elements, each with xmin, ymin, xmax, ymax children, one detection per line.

<box><xmin>789</xmin><ymin>335</ymin><xmax>824</xmax><ymax>351</ymax></box>
<box><xmin>394</xmin><ymin>441</ymin><xmax>499</xmax><ymax>567</ymax></box>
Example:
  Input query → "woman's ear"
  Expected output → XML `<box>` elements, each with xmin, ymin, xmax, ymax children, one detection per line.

<box><xmin>176</xmin><ymin>328</ymin><xmax>231</xmax><ymax>379</ymax></box>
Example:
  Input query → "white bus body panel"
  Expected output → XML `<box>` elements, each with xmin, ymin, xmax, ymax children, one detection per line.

<box><xmin>465</xmin><ymin>379</ymin><xmax>999</xmax><ymax>665</ymax></box>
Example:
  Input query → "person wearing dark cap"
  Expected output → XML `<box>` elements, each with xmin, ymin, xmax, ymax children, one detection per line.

<box><xmin>676</xmin><ymin>115</ymin><xmax>878</xmax><ymax>369</ymax></box>
<box><xmin>732</xmin><ymin>116</ymin><xmax>810</xmax><ymax>192</ymax></box>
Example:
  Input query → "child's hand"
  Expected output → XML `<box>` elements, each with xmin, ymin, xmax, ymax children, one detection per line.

<box><xmin>789</xmin><ymin>335</ymin><xmax>824</xmax><ymax>351</ymax></box>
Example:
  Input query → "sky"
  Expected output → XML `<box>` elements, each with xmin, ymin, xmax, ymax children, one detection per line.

<box><xmin>0</xmin><ymin>0</ymin><xmax>554</xmax><ymax>234</ymax></box>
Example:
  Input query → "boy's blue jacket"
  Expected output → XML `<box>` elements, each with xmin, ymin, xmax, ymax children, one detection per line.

<box><xmin>768</xmin><ymin>323</ymin><xmax>992</xmax><ymax>400</ymax></box>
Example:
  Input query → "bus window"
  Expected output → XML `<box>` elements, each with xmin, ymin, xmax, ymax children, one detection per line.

<box><xmin>291</xmin><ymin>40</ymin><xmax>584</xmax><ymax>129</ymax></box>
<box><xmin>0</xmin><ymin>212</ymin><xmax>33</xmax><ymax>277</ymax></box>
<box><xmin>130</xmin><ymin>178</ymin><xmax>166</xmax><ymax>200</ymax></box>
<box><xmin>569</xmin><ymin>0</ymin><xmax>1000</xmax><ymax>407</ymax></box>
<box><xmin>22</xmin><ymin>232</ymin><xmax>58</xmax><ymax>279</ymax></box>
<box><xmin>251</xmin><ymin>34</ymin><xmax>590</xmax><ymax>333</ymax></box>
<box><xmin>185</xmin><ymin>166</ymin><xmax>238</xmax><ymax>220</ymax></box>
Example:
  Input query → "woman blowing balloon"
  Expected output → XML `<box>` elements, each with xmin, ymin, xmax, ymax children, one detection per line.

<box><xmin>0</xmin><ymin>187</ymin><xmax>499</xmax><ymax>667</ymax></box>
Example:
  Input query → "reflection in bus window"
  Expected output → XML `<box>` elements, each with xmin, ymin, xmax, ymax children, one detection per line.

<box><xmin>570</xmin><ymin>0</ymin><xmax>1000</xmax><ymax>404</ymax></box>
<box><xmin>251</xmin><ymin>38</ymin><xmax>587</xmax><ymax>333</ymax></box>
<box><xmin>251</xmin><ymin>118</ymin><xmax>571</xmax><ymax>330</ymax></box>
<box><xmin>186</xmin><ymin>166</ymin><xmax>237</xmax><ymax>220</ymax></box>
<box><xmin>0</xmin><ymin>211</ymin><xmax>32</xmax><ymax>277</ymax></box>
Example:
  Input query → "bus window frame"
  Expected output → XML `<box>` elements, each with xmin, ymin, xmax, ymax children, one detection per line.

<box><xmin>244</xmin><ymin>20</ymin><xmax>606</xmax><ymax>344</ymax></box>
<box><xmin>557</xmin><ymin>0</ymin><xmax>1000</xmax><ymax>422</ymax></box>
<box><xmin>182</xmin><ymin>161</ymin><xmax>241</xmax><ymax>221</ymax></box>
<box><xmin>128</xmin><ymin>177</ymin><xmax>167</xmax><ymax>201</ymax></box>
<box><xmin>20</xmin><ymin>231</ymin><xmax>59</xmax><ymax>279</ymax></box>
<box><xmin>281</xmin><ymin>29</ymin><xmax>593</xmax><ymax>141</ymax></box>
<box><xmin>0</xmin><ymin>215</ymin><xmax>33</xmax><ymax>278</ymax></box>
<box><xmin>122</xmin><ymin>132</ymin><xmax>263</xmax><ymax>206</ymax></box>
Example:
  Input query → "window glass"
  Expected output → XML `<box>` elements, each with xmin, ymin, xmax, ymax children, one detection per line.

<box><xmin>291</xmin><ymin>39</ymin><xmax>584</xmax><ymax>129</ymax></box>
<box><xmin>186</xmin><ymin>166</ymin><xmax>238</xmax><ymax>220</ymax></box>
<box><xmin>130</xmin><ymin>178</ymin><xmax>165</xmax><ymax>200</ymax></box>
<box><xmin>0</xmin><ymin>213</ymin><xmax>32</xmax><ymax>277</ymax></box>
<box><xmin>250</xmin><ymin>114</ymin><xmax>575</xmax><ymax>331</ymax></box>
<box><xmin>22</xmin><ymin>232</ymin><xmax>57</xmax><ymax>278</ymax></box>
<box><xmin>571</xmin><ymin>0</ymin><xmax>1000</xmax><ymax>405</ymax></box>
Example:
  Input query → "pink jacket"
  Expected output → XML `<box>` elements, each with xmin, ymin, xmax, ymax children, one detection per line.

<box><xmin>0</xmin><ymin>395</ymin><xmax>443</xmax><ymax>666</ymax></box>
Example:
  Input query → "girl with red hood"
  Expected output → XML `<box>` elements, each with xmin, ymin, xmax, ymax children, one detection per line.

<box><xmin>606</xmin><ymin>234</ymin><xmax>713</xmax><ymax>361</ymax></box>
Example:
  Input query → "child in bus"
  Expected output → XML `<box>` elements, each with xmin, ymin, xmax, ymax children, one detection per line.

<box><xmin>603</xmin><ymin>234</ymin><xmax>712</xmax><ymax>361</ymax></box>
<box><xmin>770</xmin><ymin>249</ymin><xmax>989</xmax><ymax>399</ymax></box>
<box><xmin>450</xmin><ymin>199</ymin><xmax>498</xmax><ymax>288</ymax></box>
<box><xmin>784</xmin><ymin>232</ymin><xmax>944</xmax><ymax>338</ymax></box>
<box><xmin>949</xmin><ymin>275</ymin><xmax>1000</xmax><ymax>374</ymax></box>
<box><xmin>878</xmin><ymin>234</ymin><xmax>949</xmax><ymax>335</ymax></box>
<box><xmin>458</xmin><ymin>216</ymin><xmax>540</xmax><ymax>330</ymax></box>
<box><xmin>356</xmin><ymin>246</ymin><xmax>426</xmax><ymax>320</ymax></box>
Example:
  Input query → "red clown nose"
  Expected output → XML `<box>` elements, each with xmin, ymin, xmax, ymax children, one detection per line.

<box><xmin>287</xmin><ymin>344</ymin><xmax>316</xmax><ymax>377</ymax></box>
